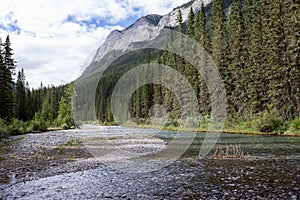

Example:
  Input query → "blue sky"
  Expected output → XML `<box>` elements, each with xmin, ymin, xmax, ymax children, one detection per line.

<box><xmin>0</xmin><ymin>0</ymin><xmax>188</xmax><ymax>88</ymax></box>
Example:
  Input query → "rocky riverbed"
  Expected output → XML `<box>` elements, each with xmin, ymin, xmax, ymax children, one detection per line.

<box><xmin>0</xmin><ymin>126</ymin><xmax>299</xmax><ymax>199</ymax></box>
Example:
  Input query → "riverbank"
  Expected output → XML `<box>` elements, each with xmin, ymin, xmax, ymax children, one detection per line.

<box><xmin>123</xmin><ymin>123</ymin><xmax>300</xmax><ymax>137</ymax></box>
<box><xmin>1</xmin><ymin>126</ymin><xmax>299</xmax><ymax>199</ymax></box>
<box><xmin>0</xmin><ymin>127</ymin><xmax>166</xmax><ymax>185</ymax></box>
<box><xmin>0</xmin><ymin>130</ymin><xmax>91</xmax><ymax>185</ymax></box>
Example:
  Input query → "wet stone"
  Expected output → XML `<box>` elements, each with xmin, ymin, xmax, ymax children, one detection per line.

<box><xmin>0</xmin><ymin>126</ymin><xmax>299</xmax><ymax>199</ymax></box>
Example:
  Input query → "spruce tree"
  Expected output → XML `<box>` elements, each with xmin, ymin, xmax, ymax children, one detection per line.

<box><xmin>244</xmin><ymin>0</ymin><xmax>265</xmax><ymax>114</ymax></box>
<box><xmin>263</xmin><ymin>0</ymin><xmax>290</xmax><ymax>118</ymax></box>
<box><xmin>227</xmin><ymin>0</ymin><xmax>245</xmax><ymax>115</ymax></box>
<box><xmin>195</xmin><ymin>2</ymin><xmax>211</xmax><ymax>115</ymax></box>
<box><xmin>210</xmin><ymin>0</ymin><xmax>231</xmax><ymax>114</ymax></box>
<box><xmin>284</xmin><ymin>0</ymin><xmax>300</xmax><ymax>117</ymax></box>
<box><xmin>197</xmin><ymin>1</ymin><xmax>210</xmax><ymax>50</ymax></box>
<box><xmin>211</xmin><ymin>0</ymin><xmax>226</xmax><ymax>67</ymax></box>
<box><xmin>187</xmin><ymin>7</ymin><xmax>195</xmax><ymax>37</ymax></box>
<box><xmin>0</xmin><ymin>38</ymin><xmax>5</xmax><ymax>119</ymax></box>
<box><xmin>0</xmin><ymin>36</ymin><xmax>16</xmax><ymax>119</ymax></box>
<box><xmin>15</xmin><ymin>69</ymin><xmax>26</xmax><ymax>120</ymax></box>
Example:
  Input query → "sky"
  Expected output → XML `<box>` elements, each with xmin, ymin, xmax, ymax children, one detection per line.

<box><xmin>0</xmin><ymin>0</ymin><xmax>189</xmax><ymax>89</ymax></box>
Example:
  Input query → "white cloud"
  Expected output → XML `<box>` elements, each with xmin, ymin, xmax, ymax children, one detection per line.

<box><xmin>0</xmin><ymin>0</ymin><xmax>188</xmax><ymax>88</ymax></box>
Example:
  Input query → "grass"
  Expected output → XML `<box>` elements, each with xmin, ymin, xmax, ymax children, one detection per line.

<box><xmin>65</xmin><ymin>139</ymin><xmax>82</xmax><ymax>146</ymax></box>
<box><xmin>58</xmin><ymin>145</ymin><xmax>65</xmax><ymax>155</ymax></box>
<box><xmin>0</xmin><ymin>139</ymin><xmax>15</xmax><ymax>161</ymax></box>
<box><xmin>121</xmin><ymin>116</ymin><xmax>300</xmax><ymax>137</ymax></box>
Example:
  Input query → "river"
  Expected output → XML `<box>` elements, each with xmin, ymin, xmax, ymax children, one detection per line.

<box><xmin>1</xmin><ymin>126</ymin><xmax>299</xmax><ymax>199</ymax></box>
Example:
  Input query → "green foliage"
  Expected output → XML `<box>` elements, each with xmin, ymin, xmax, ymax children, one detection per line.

<box><xmin>290</xmin><ymin>117</ymin><xmax>300</xmax><ymax>133</ymax></box>
<box><xmin>252</xmin><ymin>112</ymin><xmax>287</xmax><ymax>134</ymax></box>
<box><xmin>30</xmin><ymin>112</ymin><xmax>47</xmax><ymax>132</ymax></box>
<box><xmin>0</xmin><ymin>35</ymin><xmax>16</xmax><ymax>119</ymax></box>
<box><xmin>7</xmin><ymin>118</ymin><xmax>28</xmax><ymax>135</ymax></box>
<box><xmin>54</xmin><ymin>96</ymin><xmax>74</xmax><ymax>129</ymax></box>
<box><xmin>0</xmin><ymin>118</ymin><xmax>9</xmax><ymax>140</ymax></box>
<box><xmin>165</xmin><ymin>118</ymin><xmax>180</xmax><ymax>128</ymax></box>
<box><xmin>1</xmin><ymin>2</ymin><xmax>296</xmax><ymax>138</ymax></box>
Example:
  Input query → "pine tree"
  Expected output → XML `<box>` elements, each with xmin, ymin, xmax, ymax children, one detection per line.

<box><xmin>187</xmin><ymin>7</ymin><xmax>195</xmax><ymax>37</ymax></box>
<box><xmin>56</xmin><ymin>96</ymin><xmax>72</xmax><ymax>128</ymax></box>
<box><xmin>153</xmin><ymin>56</ymin><xmax>164</xmax><ymax>115</ymax></box>
<box><xmin>140</xmin><ymin>50</ymin><xmax>154</xmax><ymax>119</ymax></box>
<box><xmin>172</xmin><ymin>10</ymin><xmax>185</xmax><ymax>119</ymax></box>
<box><xmin>210</xmin><ymin>0</ymin><xmax>231</xmax><ymax>114</ymax></box>
<box><xmin>0</xmin><ymin>36</ymin><xmax>16</xmax><ymax>119</ymax></box>
<box><xmin>15</xmin><ymin>69</ymin><xmax>26</xmax><ymax>120</ymax></box>
<box><xmin>263</xmin><ymin>0</ymin><xmax>291</xmax><ymax>118</ymax></box>
<box><xmin>194</xmin><ymin>2</ymin><xmax>211</xmax><ymax>115</ymax></box>
<box><xmin>211</xmin><ymin>0</ymin><xmax>226</xmax><ymax>67</ymax></box>
<box><xmin>284</xmin><ymin>0</ymin><xmax>300</xmax><ymax>117</ymax></box>
<box><xmin>227</xmin><ymin>0</ymin><xmax>245</xmax><ymax>115</ymax></box>
<box><xmin>25</xmin><ymin>81</ymin><xmax>34</xmax><ymax>120</ymax></box>
<box><xmin>0</xmin><ymin>38</ymin><xmax>5</xmax><ymax>119</ymax></box>
<box><xmin>244</xmin><ymin>0</ymin><xmax>265</xmax><ymax>114</ymax></box>
<box><xmin>196</xmin><ymin>1</ymin><xmax>210</xmax><ymax>50</ymax></box>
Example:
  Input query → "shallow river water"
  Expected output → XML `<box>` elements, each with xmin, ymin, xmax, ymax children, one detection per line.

<box><xmin>1</xmin><ymin>126</ymin><xmax>299</xmax><ymax>199</ymax></box>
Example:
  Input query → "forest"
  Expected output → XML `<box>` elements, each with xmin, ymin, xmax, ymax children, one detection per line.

<box><xmin>0</xmin><ymin>35</ymin><xmax>74</xmax><ymax>140</ymax></box>
<box><xmin>93</xmin><ymin>0</ymin><xmax>300</xmax><ymax>134</ymax></box>
<box><xmin>1</xmin><ymin>0</ymin><xmax>299</xmax><ymax>140</ymax></box>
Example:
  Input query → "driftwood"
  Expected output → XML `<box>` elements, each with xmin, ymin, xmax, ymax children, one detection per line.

<box><xmin>212</xmin><ymin>145</ymin><xmax>244</xmax><ymax>159</ymax></box>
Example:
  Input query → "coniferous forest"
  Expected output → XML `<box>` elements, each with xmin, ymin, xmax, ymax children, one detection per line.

<box><xmin>94</xmin><ymin>0</ymin><xmax>299</xmax><ymax>134</ymax></box>
<box><xmin>0</xmin><ymin>35</ymin><xmax>74</xmax><ymax>140</ymax></box>
<box><xmin>1</xmin><ymin>0</ymin><xmax>299</xmax><ymax>140</ymax></box>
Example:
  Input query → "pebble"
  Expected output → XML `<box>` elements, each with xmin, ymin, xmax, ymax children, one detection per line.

<box><xmin>0</xmin><ymin>126</ymin><xmax>299</xmax><ymax>199</ymax></box>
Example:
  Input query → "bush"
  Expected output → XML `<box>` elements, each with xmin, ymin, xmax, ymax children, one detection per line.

<box><xmin>290</xmin><ymin>117</ymin><xmax>300</xmax><ymax>133</ymax></box>
<box><xmin>165</xmin><ymin>118</ymin><xmax>179</xmax><ymax>128</ymax></box>
<box><xmin>0</xmin><ymin>126</ymin><xmax>9</xmax><ymax>140</ymax></box>
<box><xmin>61</xmin><ymin>123</ymin><xmax>69</xmax><ymax>130</ymax></box>
<box><xmin>252</xmin><ymin>111</ymin><xmax>287</xmax><ymax>134</ymax></box>
<box><xmin>0</xmin><ymin>118</ymin><xmax>8</xmax><ymax>140</ymax></box>
<box><xmin>7</xmin><ymin>118</ymin><xmax>27</xmax><ymax>135</ymax></box>
<box><xmin>30</xmin><ymin>119</ymin><xmax>47</xmax><ymax>132</ymax></box>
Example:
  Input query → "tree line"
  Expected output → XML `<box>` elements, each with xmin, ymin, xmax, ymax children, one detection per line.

<box><xmin>0</xmin><ymin>36</ymin><xmax>74</xmax><ymax>140</ymax></box>
<box><xmin>95</xmin><ymin>0</ymin><xmax>299</xmax><ymax>134</ymax></box>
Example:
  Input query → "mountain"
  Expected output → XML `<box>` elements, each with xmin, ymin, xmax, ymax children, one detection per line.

<box><xmin>80</xmin><ymin>0</ymin><xmax>222</xmax><ymax>76</ymax></box>
<box><xmin>73</xmin><ymin>0</ymin><xmax>233</xmax><ymax>122</ymax></box>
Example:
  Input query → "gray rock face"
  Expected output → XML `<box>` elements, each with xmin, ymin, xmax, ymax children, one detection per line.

<box><xmin>81</xmin><ymin>0</ymin><xmax>213</xmax><ymax>73</ymax></box>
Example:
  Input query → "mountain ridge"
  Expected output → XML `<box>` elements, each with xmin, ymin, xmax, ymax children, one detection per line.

<box><xmin>80</xmin><ymin>0</ymin><xmax>217</xmax><ymax>75</ymax></box>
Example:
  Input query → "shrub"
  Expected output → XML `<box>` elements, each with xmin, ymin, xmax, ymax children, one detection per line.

<box><xmin>30</xmin><ymin>119</ymin><xmax>47</xmax><ymax>132</ymax></box>
<box><xmin>290</xmin><ymin>117</ymin><xmax>300</xmax><ymax>133</ymax></box>
<box><xmin>165</xmin><ymin>118</ymin><xmax>179</xmax><ymax>128</ymax></box>
<box><xmin>252</xmin><ymin>111</ymin><xmax>287</xmax><ymax>134</ymax></box>
<box><xmin>0</xmin><ymin>118</ymin><xmax>8</xmax><ymax>140</ymax></box>
<box><xmin>7</xmin><ymin>118</ymin><xmax>27</xmax><ymax>135</ymax></box>
<box><xmin>61</xmin><ymin>123</ymin><xmax>69</xmax><ymax>130</ymax></box>
<box><xmin>0</xmin><ymin>127</ymin><xmax>9</xmax><ymax>140</ymax></box>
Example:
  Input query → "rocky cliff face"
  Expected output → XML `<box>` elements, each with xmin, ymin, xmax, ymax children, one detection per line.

<box><xmin>81</xmin><ymin>0</ymin><xmax>214</xmax><ymax>74</ymax></box>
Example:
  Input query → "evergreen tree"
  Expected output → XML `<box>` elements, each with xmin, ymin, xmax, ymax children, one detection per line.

<box><xmin>56</xmin><ymin>96</ymin><xmax>72</xmax><ymax>128</ymax></box>
<box><xmin>244</xmin><ymin>0</ymin><xmax>265</xmax><ymax>114</ymax></box>
<box><xmin>25</xmin><ymin>81</ymin><xmax>34</xmax><ymax>120</ymax></box>
<box><xmin>0</xmin><ymin>38</ymin><xmax>5</xmax><ymax>119</ymax></box>
<box><xmin>210</xmin><ymin>0</ymin><xmax>231</xmax><ymax>114</ymax></box>
<box><xmin>263</xmin><ymin>0</ymin><xmax>291</xmax><ymax>118</ymax></box>
<box><xmin>284</xmin><ymin>0</ymin><xmax>300</xmax><ymax>117</ymax></box>
<box><xmin>227</xmin><ymin>0</ymin><xmax>245</xmax><ymax>115</ymax></box>
<box><xmin>153</xmin><ymin>56</ymin><xmax>164</xmax><ymax>116</ymax></box>
<box><xmin>195</xmin><ymin>2</ymin><xmax>211</xmax><ymax>115</ymax></box>
<box><xmin>196</xmin><ymin>1</ymin><xmax>210</xmax><ymax>50</ymax></box>
<box><xmin>0</xmin><ymin>36</ymin><xmax>16</xmax><ymax>119</ymax></box>
<box><xmin>187</xmin><ymin>7</ymin><xmax>195</xmax><ymax>37</ymax></box>
<box><xmin>15</xmin><ymin>69</ymin><xmax>26</xmax><ymax>120</ymax></box>
<box><xmin>211</xmin><ymin>0</ymin><xmax>226</xmax><ymax>66</ymax></box>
